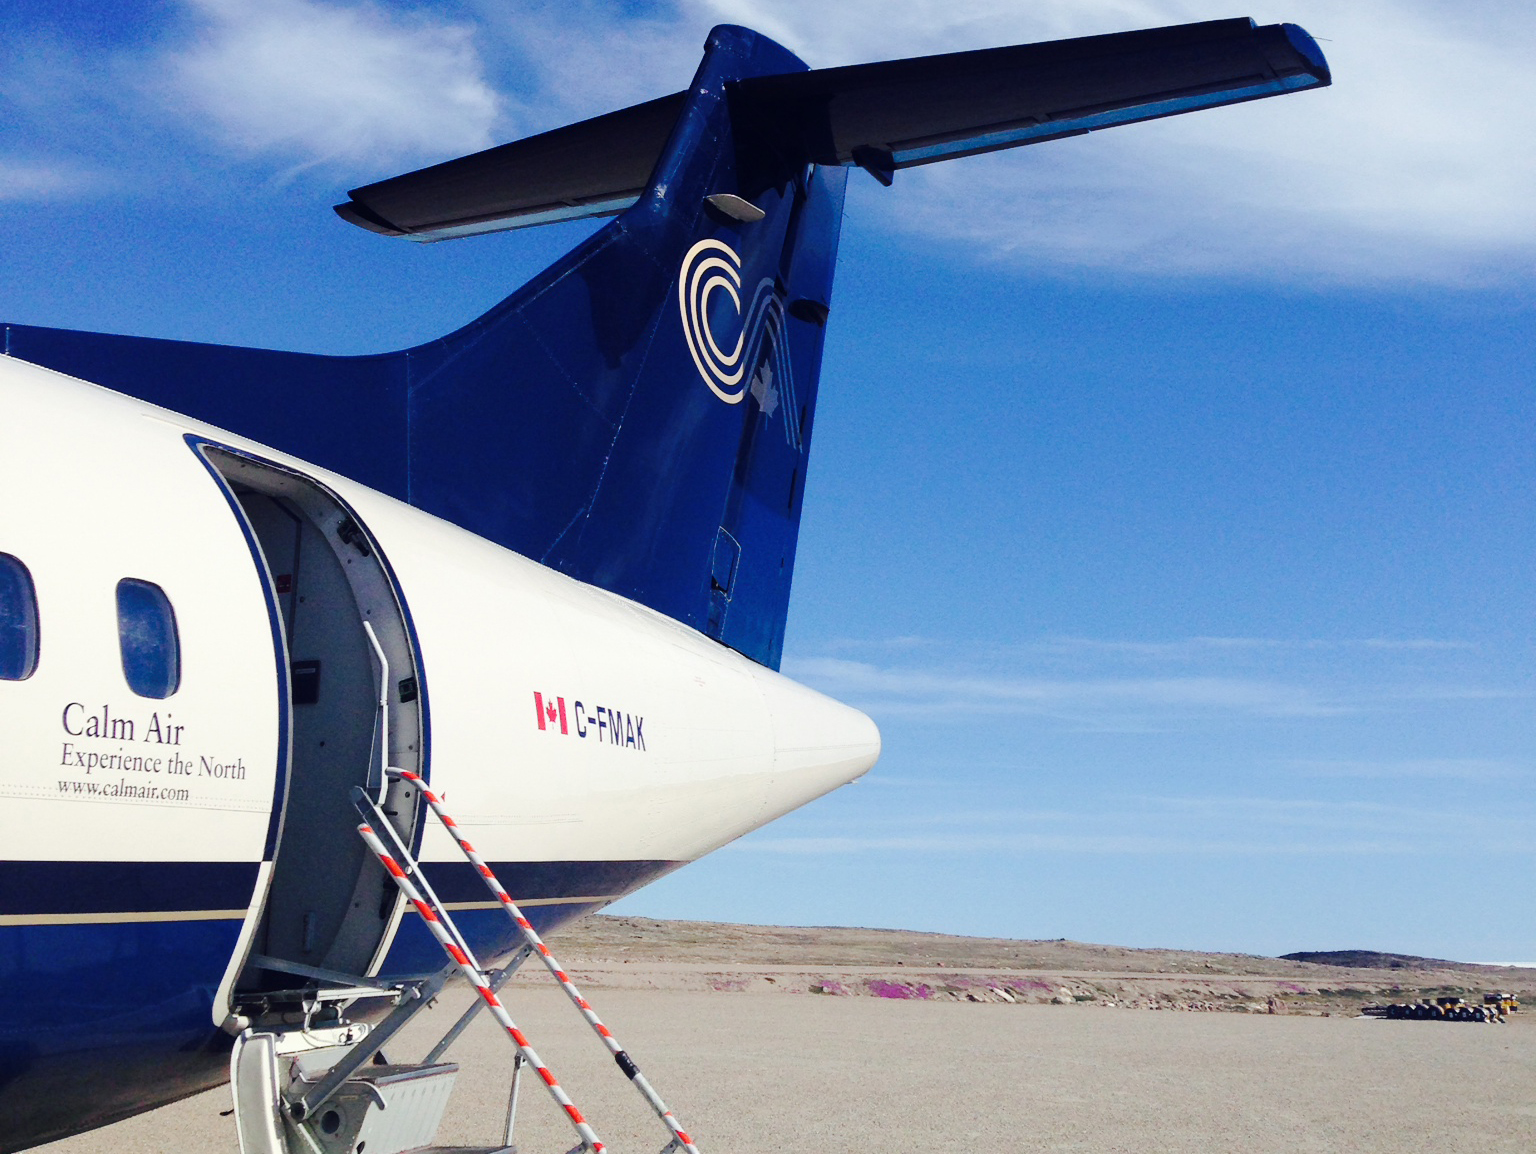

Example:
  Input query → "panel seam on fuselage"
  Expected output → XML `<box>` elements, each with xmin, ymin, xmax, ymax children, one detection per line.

<box><xmin>0</xmin><ymin>910</ymin><xmax>250</xmax><ymax>926</ymax></box>
<box><xmin>437</xmin><ymin>896</ymin><xmax>618</xmax><ymax>911</ymax></box>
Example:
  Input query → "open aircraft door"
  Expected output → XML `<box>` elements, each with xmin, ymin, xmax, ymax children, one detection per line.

<box><xmin>194</xmin><ymin>442</ymin><xmax>427</xmax><ymax>1013</ymax></box>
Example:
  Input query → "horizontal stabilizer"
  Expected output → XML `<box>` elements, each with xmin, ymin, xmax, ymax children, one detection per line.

<box><xmin>734</xmin><ymin>18</ymin><xmax>1329</xmax><ymax>172</ymax></box>
<box><xmin>335</xmin><ymin>93</ymin><xmax>687</xmax><ymax>239</ymax></box>
<box><xmin>335</xmin><ymin>17</ymin><xmax>1328</xmax><ymax>242</ymax></box>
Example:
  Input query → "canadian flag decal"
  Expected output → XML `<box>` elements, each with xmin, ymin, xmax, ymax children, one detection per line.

<box><xmin>530</xmin><ymin>687</ymin><xmax>646</xmax><ymax>751</ymax></box>
<box><xmin>533</xmin><ymin>691</ymin><xmax>569</xmax><ymax>735</ymax></box>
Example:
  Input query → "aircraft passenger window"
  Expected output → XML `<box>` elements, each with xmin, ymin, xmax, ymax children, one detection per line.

<box><xmin>116</xmin><ymin>579</ymin><xmax>180</xmax><ymax>698</ymax></box>
<box><xmin>0</xmin><ymin>554</ymin><xmax>40</xmax><ymax>680</ymax></box>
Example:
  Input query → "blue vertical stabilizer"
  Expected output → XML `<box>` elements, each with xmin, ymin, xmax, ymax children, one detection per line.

<box><xmin>404</xmin><ymin>26</ymin><xmax>844</xmax><ymax>668</ymax></box>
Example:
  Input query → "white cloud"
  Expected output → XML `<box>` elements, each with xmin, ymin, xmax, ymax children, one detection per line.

<box><xmin>734</xmin><ymin>831</ymin><xmax>1403</xmax><ymax>854</ymax></box>
<box><xmin>0</xmin><ymin>159</ymin><xmax>96</xmax><ymax>201</ymax></box>
<box><xmin>1287</xmin><ymin>757</ymin><xmax>1528</xmax><ymax>781</ymax></box>
<box><xmin>782</xmin><ymin>631</ymin><xmax>1521</xmax><ymax>726</ymax></box>
<box><xmin>737</xmin><ymin>832</ymin><xmax>1422</xmax><ymax>854</ymax></box>
<box><xmin>784</xmin><ymin>655</ymin><xmax>1342</xmax><ymax>720</ymax></box>
<box><xmin>160</xmin><ymin>0</ymin><xmax>502</xmax><ymax>170</ymax></box>
<box><xmin>470</xmin><ymin>2</ymin><xmax>703</xmax><ymax>130</ymax></box>
<box><xmin>820</xmin><ymin>635</ymin><xmax>1476</xmax><ymax>662</ymax></box>
<box><xmin>684</xmin><ymin>0</ymin><xmax>1536</xmax><ymax>283</ymax></box>
<box><xmin>735</xmin><ymin>794</ymin><xmax>1536</xmax><ymax>855</ymax></box>
<box><xmin>691</xmin><ymin>0</ymin><xmax>1206</xmax><ymax>67</ymax></box>
<box><xmin>19</xmin><ymin>0</ymin><xmax>1522</xmax><ymax>279</ymax></box>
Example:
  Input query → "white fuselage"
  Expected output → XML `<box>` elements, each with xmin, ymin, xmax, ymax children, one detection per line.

<box><xmin>0</xmin><ymin>353</ymin><xmax>879</xmax><ymax>1025</ymax></box>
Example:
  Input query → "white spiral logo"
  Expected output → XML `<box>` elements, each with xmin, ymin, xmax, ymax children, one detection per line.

<box><xmin>679</xmin><ymin>238</ymin><xmax>781</xmax><ymax>405</ymax></box>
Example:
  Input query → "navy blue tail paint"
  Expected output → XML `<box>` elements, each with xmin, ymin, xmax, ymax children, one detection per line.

<box><xmin>1</xmin><ymin>26</ymin><xmax>840</xmax><ymax>670</ymax></box>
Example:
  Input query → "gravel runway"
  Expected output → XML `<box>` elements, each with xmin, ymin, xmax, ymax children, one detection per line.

<box><xmin>40</xmin><ymin>985</ymin><xmax>1536</xmax><ymax>1154</ymax></box>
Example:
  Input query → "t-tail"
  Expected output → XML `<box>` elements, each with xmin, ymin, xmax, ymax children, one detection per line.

<box><xmin>2</xmin><ymin>19</ymin><xmax>1328</xmax><ymax>668</ymax></box>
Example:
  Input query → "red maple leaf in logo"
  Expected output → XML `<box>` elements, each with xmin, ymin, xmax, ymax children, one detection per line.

<box><xmin>534</xmin><ymin>692</ymin><xmax>569</xmax><ymax>735</ymax></box>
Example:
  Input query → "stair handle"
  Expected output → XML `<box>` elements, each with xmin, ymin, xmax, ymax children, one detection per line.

<box><xmin>351</xmin><ymin>787</ymin><xmax>477</xmax><ymax>965</ymax></box>
<box><xmin>356</xmin><ymin>821</ymin><xmax>606</xmax><ymax>1154</ymax></box>
<box><xmin>361</xmin><ymin>621</ymin><xmax>389</xmax><ymax>802</ymax></box>
<box><xmin>389</xmin><ymin>767</ymin><xmax>701</xmax><ymax>1154</ymax></box>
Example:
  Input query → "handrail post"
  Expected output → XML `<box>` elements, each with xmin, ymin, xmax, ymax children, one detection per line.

<box><xmin>360</xmin><ymin>620</ymin><xmax>390</xmax><ymax>801</ymax></box>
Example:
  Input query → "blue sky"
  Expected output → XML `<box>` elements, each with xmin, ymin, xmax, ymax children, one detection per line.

<box><xmin>4</xmin><ymin>0</ymin><xmax>1533</xmax><ymax>961</ymax></box>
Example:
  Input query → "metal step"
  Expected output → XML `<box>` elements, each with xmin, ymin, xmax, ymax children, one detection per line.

<box><xmin>295</xmin><ymin>1062</ymin><xmax>460</xmax><ymax>1154</ymax></box>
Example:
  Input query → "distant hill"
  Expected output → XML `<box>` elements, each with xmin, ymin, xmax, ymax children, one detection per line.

<box><xmin>1280</xmin><ymin>950</ymin><xmax>1463</xmax><ymax>970</ymax></box>
<box><xmin>564</xmin><ymin>916</ymin><xmax>1520</xmax><ymax>977</ymax></box>
<box><xmin>526</xmin><ymin>917</ymin><xmax>1536</xmax><ymax>1015</ymax></box>
<box><xmin>533</xmin><ymin>918</ymin><xmax>1536</xmax><ymax>1014</ymax></box>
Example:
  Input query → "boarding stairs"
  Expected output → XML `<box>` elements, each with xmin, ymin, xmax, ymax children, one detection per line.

<box><xmin>230</xmin><ymin>770</ymin><xmax>700</xmax><ymax>1154</ymax></box>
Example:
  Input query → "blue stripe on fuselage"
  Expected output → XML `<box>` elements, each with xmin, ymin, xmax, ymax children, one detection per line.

<box><xmin>0</xmin><ymin>860</ymin><xmax>259</xmax><ymax>916</ymax></box>
<box><xmin>378</xmin><ymin>858</ymin><xmax>682</xmax><ymax>976</ymax></box>
<box><xmin>0</xmin><ymin>917</ymin><xmax>243</xmax><ymax>1151</ymax></box>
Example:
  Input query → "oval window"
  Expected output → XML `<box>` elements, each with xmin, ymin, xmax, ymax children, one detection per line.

<box><xmin>117</xmin><ymin>579</ymin><xmax>180</xmax><ymax>698</ymax></box>
<box><xmin>0</xmin><ymin>554</ymin><xmax>40</xmax><ymax>680</ymax></box>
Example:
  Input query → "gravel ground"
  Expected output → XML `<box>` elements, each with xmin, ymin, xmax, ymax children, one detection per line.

<box><xmin>41</xmin><ymin>984</ymin><xmax>1536</xmax><ymax>1154</ymax></box>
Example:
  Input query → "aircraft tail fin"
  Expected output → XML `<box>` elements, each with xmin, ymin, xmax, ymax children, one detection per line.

<box><xmin>381</xmin><ymin>19</ymin><xmax>1327</xmax><ymax>667</ymax></box>
<box><xmin>398</xmin><ymin>24</ymin><xmax>838</xmax><ymax>668</ymax></box>
<box><xmin>7</xmin><ymin>20</ymin><xmax>1329</xmax><ymax>670</ymax></box>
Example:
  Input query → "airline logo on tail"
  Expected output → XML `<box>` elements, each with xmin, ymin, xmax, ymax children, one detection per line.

<box><xmin>678</xmin><ymin>239</ymin><xmax>801</xmax><ymax>448</ymax></box>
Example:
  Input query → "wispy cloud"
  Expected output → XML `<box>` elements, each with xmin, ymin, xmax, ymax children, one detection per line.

<box><xmin>158</xmin><ymin>0</ymin><xmax>503</xmax><ymax>171</ymax></box>
<box><xmin>1288</xmin><ymin>757</ymin><xmax>1529</xmax><ymax>782</ymax></box>
<box><xmin>785</xmin><ymin>655</ymin><xmax>1341</xmax><ymax>721</ymax></box>
<box><xmin>469</xmin><ymin>1</ymin><xmax>703</xmax><ymax>129</ymax></box>
<box><xmin>10</xmin><ymin>0</ymin><xmax>1535</xmax><ymax>281</ymax></box>
<box><xmin>736</xmin><ymin>794</ymin><xmax>1536</xmax><ymax>855</ymax></box>
<box><xmin>782</xmin><ymin>629</ymin><xmax>1524</xmax><ymax>729</ymax></box>
<box><xmin>0</xmin><ymin>158</ymin><xmax>98</xmax><ymax>201</ymax></box>
<box><xmin>737</xmin><ymin>832</ymin><xmax>1417</xmax><ymax>855</ymax></box>
<box><xmin>816</xmin><ymin>635</ymin><xmax>1477</xmax><ymax>662</ymax></box>
<box><xmin>1041</xmin><ymin>637</ymin><xmax>1477</xmax><ymax>657</ymax></box>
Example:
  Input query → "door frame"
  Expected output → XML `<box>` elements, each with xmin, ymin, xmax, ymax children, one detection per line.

<box><xmin>190</xmin><ymin>437</ymin><xmax>431</xmax><ymax>1019</ymax></box>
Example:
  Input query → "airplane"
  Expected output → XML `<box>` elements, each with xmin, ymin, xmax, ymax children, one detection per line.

<box><xmin>0</xmin><ymin>16</ymin><xmax>1329</xmax><ymax>1154</ymax></box>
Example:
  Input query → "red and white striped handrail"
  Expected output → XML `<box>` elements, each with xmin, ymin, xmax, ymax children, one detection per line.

<box><xmin>390</xmin><ymin>769</ymin><xmax>699</xmax><ymax>1154</ymax></box>
<box><xmin>355</xmin><ymin>821</ymin><xmax>605</xmax><ymax>1154</ymax></box>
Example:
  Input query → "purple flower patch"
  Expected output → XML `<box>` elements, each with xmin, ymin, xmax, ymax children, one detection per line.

<box><xmin>867</xmin><ymin>980</ymin><xmax>934</xmax><ymax>1000</ymax></box>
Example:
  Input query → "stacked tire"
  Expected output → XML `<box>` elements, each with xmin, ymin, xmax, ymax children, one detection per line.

<box><xmin>1381</xmin><ymin>1002</ymin><xmax>1496</xmax><ymax>1022</ymax></box>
